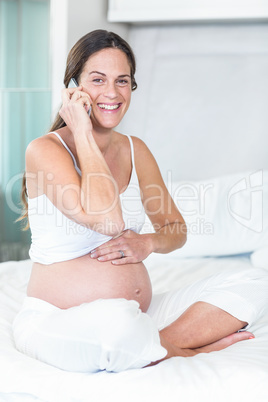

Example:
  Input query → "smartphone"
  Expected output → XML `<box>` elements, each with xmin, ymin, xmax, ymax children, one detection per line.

<box><xmin>68</xmin><ymin>77</ymin><xmax>79</xmax><ymax>88</ymax></box>
<box><xmin>68</xmin><ymin>78</ymin><xmax>91</xmax><ymax>117</ymax></box>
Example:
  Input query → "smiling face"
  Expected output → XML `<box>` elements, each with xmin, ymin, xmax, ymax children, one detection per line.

<box><xmin>79</xmin><ymin>48</ymin><xmax>132</xmax><ymax>131</ymax></box>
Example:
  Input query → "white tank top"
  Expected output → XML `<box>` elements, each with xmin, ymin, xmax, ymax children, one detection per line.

<box><xmin>28</xmin><ymin>133</ymin><xmax>145</xmax><ymax>265</ymax></box>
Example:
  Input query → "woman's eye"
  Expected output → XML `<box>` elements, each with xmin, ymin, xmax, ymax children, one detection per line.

<box><xmin>117</xmin><ymin>80</ymin><xmax>129</xmax><ymax>86</ymax></box>
<box><xmin>92</xmin><ymin>78</ymin><xmax>104</xmax><ymax>83</ymax></box>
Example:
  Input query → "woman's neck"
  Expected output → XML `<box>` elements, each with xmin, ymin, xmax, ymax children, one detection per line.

<box><xmin>92</xmin><ymin>126</ymin><xmax>114</xmax><ymax>156</ymax></box>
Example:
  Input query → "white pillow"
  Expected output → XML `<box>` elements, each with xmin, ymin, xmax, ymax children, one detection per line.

<box><xmin>250</xmin><ymin>247</ymin><xmax>268</xmax><ymax>269</ymax></box>
<box><xmin>142</xmin><ymin>170</ymin><xmax>268</xmax><ymax>258</ymax></box>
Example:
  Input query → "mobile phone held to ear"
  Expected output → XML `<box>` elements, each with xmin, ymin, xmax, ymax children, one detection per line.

<box><xmin>68</xmin><ymin>78</ymin><xmax>91</xmax><ymax>117</ymax></box>
<box><xmin>68</xmin><ymin>78</ymin><xmax>79</xmax><ymax>88</ymax></box>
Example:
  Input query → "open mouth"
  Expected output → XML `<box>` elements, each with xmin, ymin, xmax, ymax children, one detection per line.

<box><xmin>97</xmin><ymin>103</ymin><xmax>121</xmax><ymax>111</ymax></box>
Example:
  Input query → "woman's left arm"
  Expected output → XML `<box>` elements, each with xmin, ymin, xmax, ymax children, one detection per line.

<box><xmin>90</xmin><ymin>136</ymin><xmax>187</xmax><ymax>264</ymax></box>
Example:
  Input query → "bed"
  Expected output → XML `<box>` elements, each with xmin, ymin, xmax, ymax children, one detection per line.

<box><xmin>0</xmin><ymin>171</ymin><xmax>268</xmax><ymax>402</ymax></box>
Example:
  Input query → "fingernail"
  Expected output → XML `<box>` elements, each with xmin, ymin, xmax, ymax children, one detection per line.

<box><xmin>90</xmin><ymin>253</ymin><xmax>96</xmax><ymax>258</ymax></box>
<box><xmin>90</xmin><ymin>249</ymin><xmax>96</xmax><ymax>253</ymax></box>
<box><xmin>249</xmin><ymin>336</ymin><xmax>255</xmax><ymax>339</ymax></box>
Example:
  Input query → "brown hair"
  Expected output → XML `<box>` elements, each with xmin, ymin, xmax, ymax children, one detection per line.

<box><xmin>17</xmin><ymin>173</ymin><xmax>29</xmax><ymax>230</ymax></box>
<box><xmin>18</xmin><ymin>30</ymin><xmax>138</xmax><ymax>229</ymax></box>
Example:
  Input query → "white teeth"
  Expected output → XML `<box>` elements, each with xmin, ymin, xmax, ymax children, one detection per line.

<box><xmin>98</xmin><ymin>104</ymin><xmax>120</xmax><ymax>110</ymax></box>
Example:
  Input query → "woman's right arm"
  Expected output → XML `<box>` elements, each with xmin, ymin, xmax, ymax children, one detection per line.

<box><xmin>25</xmin><ymin>87</ymin><xmax>124</xmax><ymax>236</ymax></box>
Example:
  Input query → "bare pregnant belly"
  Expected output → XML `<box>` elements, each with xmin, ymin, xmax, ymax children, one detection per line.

<box><xmin>27</xmin><ymin>254</ymin><xmax>152</xmax><ymax>312</ymax></box>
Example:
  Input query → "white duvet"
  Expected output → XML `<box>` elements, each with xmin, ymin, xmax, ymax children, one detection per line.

<box><xmin>0</xmin><ymin>254</ymin><xmax>268</xmax><ymax>402</ymax></box>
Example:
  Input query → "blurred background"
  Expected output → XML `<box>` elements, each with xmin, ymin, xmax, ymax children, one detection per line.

<box><xmin>0</xmin><ymin>0</ymin><xmax>268</xmax><ymax>261</ymax></box>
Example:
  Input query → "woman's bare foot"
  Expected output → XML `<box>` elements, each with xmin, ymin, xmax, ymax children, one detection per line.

<box><xmin>194</xmin><ymin>331</ymin><xmax>254</xmax><ymax>354</ymax></box>
<box><xmin>144</xmin><ymin>331</ymin><xmax>255</xmax><ymax>367</ymax></box>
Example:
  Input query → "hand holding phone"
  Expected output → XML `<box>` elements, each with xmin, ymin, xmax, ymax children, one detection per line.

<box><xmin>68</xmin><ymin>78</ymin><xmax>91</xmax><ymax>117</ymax></box>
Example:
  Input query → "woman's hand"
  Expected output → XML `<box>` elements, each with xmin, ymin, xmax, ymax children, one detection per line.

<box><xmin>59</xmin><ymin>86</ymin><xmax>92</xmax><ymax>134</ymax></box>
<box><xmin>90</xmin><ymin>229</ymin><xmax>154</xmax><ymax>265</ymax></box>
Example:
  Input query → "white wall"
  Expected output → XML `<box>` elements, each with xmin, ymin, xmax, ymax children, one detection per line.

<box><xmin>67</xmin><ymin>0</ymin><xmax>129</xmax><ymax>50</ymax></box>
<box><xmin>119</xmin><ymin>23</ymin><xmax>268</xmax><ymax>181</ymax></box>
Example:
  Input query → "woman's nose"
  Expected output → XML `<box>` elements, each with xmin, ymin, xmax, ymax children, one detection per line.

<box><xmin>103</xmin><ymin>82</ymin><xmax>118</xmax><ymax>99</ymax></box>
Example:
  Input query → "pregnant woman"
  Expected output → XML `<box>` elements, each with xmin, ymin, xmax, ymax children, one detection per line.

<box><xmin>13</xmin><ymin>30</ymin><xmax>268</xmax><ymax>372</ymax></box>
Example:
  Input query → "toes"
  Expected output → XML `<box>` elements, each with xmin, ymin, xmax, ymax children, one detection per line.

<box><xmin>195</xmin><ymin>331</ymin><xmax>254</xmax><ymax>354</ymax></box>
<box><xmin>224</xmin><ymin>331</ymin><xmax>254</xmax><ymax>345</ymax></box>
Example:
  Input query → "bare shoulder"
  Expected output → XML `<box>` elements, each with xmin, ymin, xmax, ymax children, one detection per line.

<box><xmin>130</xmin><ymin>136</ymin><xmax>160</xmax><ymax>174</ymax></box>
<box><xmin>113</xmin><ymin>131</ymin><xmax>133</xmax><ymax>147</ymax></box>
<box><xmin>131</xmin><ymin>135</ymin><xmax>150</xmax><ymax>153</ymax></box>
<box><xmin>112</xmin><ymin>132</ymin><xmax>134</xmax><ymax>162</ymax></box>
<box><xmin>25</xmin><ymin>132</ymin><xmax>68</xmax><ymax>171</ymax></box>
<box><xmin>26</xmin><ymin>134</ymin><xmax>59</xmax><ymax>156</ymax></box>
<box><xmin>114</xmin><ymin>132</ymin><xmax>148</xmax><ymax>151</ymax></box>
<box><xmin>25</xmin><ymin>130</ymin><xmax>80</xmax><ymax>199</ymax></box>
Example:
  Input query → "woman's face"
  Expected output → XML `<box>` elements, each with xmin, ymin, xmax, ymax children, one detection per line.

<box><xmin>79</xmin><ymin>48</ymin><xmax>132</xmax><ymax>130</ymax></box>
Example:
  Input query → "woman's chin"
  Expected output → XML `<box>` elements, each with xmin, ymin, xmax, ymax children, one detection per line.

<box><xmin>92</xmin><ymin>118</ymin><xmax>122</xmax><ymax>131</ymax></box>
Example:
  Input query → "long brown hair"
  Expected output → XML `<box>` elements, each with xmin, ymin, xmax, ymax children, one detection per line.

<box><xmin>18</xmin><ymin>30</ymin><xmax>138</xmax><ymax>229</ymax></box>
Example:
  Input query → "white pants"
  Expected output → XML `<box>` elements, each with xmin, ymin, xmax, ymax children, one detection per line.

<box><xmin>12</xmin><ymin>268</ymin><xmax>268</xmax><ymax>373</ymax></box>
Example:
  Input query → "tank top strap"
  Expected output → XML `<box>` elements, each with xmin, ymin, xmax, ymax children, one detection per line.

<box><xmin>126</xmin><ymin>135</ymin><xmax>137</xmax><ymax>177</ymax></box>
<box><xmin>48</xmin><ymin>132</ymin><xmax>81</xmax><ymax>175</ymax></box>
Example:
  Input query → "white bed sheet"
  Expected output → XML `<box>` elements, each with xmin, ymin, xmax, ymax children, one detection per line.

<box><xmin>0</xmin><ymin>254</ymin><xmax>268</xmax><ymax>402</ymax></box>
